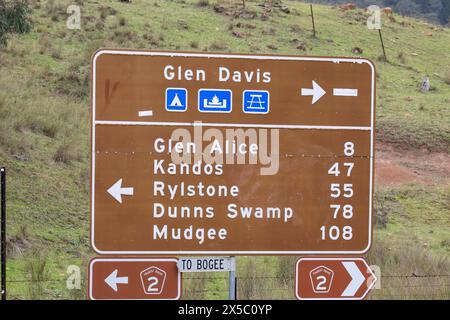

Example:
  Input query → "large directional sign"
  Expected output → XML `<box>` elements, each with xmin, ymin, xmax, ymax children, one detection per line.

<box><xmin>295</xmin><ymin>257</ymin><xmax>377</xmax><ymax>300</ymax></box>
<box><xmin>90</xmin><ymin>50</ymin><xmax>375</xmax><ymax>254</ymax></box>
<box><xmin>88</xmin><ymin>258</ymin><xmax>181</xmax><ymax>300</ymax></box>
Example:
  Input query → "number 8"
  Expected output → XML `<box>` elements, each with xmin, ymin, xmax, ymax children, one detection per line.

<box><xmin>342</xmin><ymin>205</ymin><xmax>353</xmax><ymax>219</ymax></box>
<box><xmin>344</xmin><ymin>142</ymin><xmax>354</xmax><ymax>156</ymax></box>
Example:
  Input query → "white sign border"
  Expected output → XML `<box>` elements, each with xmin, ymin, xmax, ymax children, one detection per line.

<box><xmin>91</xmin><ymin>50</ymin><xmax>375</xmax><ymax>255</ymax></box>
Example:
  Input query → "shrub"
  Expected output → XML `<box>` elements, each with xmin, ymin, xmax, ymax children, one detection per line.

<box><xmin>209</xmin><ymin>40</ymin><xmax>227</xmax><ymax>51</ymax></box>
<box><xmin>6</xmin><ymin>225</ymin><xmax>31</xmax><ymax>258</ymax></box>
<box><xmin>0</xmin><ymin>123</ymin><xmax>31</xmax><ymax>156</ymax></box>
<box><xmin>182</xmin><ymin>275</ymin><xmax>208</xmax><ymax>299</ymax></box>
<box><xmin>26</xmin><ymin>252</ymin><xmax>50</xmax><ymax>299</ymax></box>
<box><xmin>3</xmin><ymin>0</ymin><xmax>31</xmax><ymax>33</ymax></box>
<box><xmin>0</xmin><ymin>0</ymin><xmax>32</xmax><ymax>47</ymax></box>
<box><xmin>190</xmin><ymin>40</ymin><xmax>199</xmax><ymax>49</ymax></box>
<box><xmin>373</xmin><ymin>189</ymin><xmax>403</xmax><ymax>228</ymax></box>
<box><xmin>111</xmin><ymin>29</ymin><xmax>138</xmax><ymax>44</ymax></box>
<box><xmin>15</xmin><ymin>114</ymin><xmax>59</xmax><ymax>138</ymax></box>
<box><xmin>57</xmin><ymin>57</ymin><xmax>89</xmax><ymax>98</ymax></box>
<box><xmin>51</xmin><ymin>47</ymin><xmax>62</xmax><ymax>60</ymax></box>
<box><xmin>53</xmin><ymin>143</ymin><xmax>81</xmax><ymax>165</ymax></box>
<box><xmin>238</xmin><ymin>259</ymin><xmax>258</xmax><ymax>299</ymax></box>
<box><xmin>397</xmin><ymin>52</ymin><xmax>406</xmax><ymax>64</ymax></box>
<box><xmin>276</xmin><ymin>256</ymin><xmax>296</xmax><ymax>285</ymax></box>
<box><xmin>45</xmin><ymin>0</ymin><xmax>65</xmax><ymax>21</ymax></box>
<box><xmin>78</xmin><ymin>166</ymin><xmax>90</xmax><ymax>194</ymax></box>
<box><xmin>197</xmin><ymin>0</ymin><xmax>209</xmax><ymax>7</ymax></box>
<box><xmin>119</xmin><ymin>16</ymin><xmax>127</xmax><ymax>26</ymax></box>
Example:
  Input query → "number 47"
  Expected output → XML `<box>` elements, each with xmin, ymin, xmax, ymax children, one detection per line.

<box><xmin>328</xmin><ymin>162</ymin><xmax>354</xmax><ymax>177</ymax></box>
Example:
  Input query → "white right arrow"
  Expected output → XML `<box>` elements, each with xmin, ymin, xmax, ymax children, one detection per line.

<box><xmin>107</xmin><ymin>178</ymin><xmax>134</xmax><ymax>204</ymax></box>
<box><xmin>301</xmin><ymin>80</ymin><xmax>326</xmax><ymax>104</ymax></box>
<box><xmin>341</xmin><ymin>261</ymin><xmax>365</xmax><ymax>297</ymax></box>
<box><xmin>105</xmin><ymin>269</ymin><xmax>129</xmax><ymax>292</ymax></box>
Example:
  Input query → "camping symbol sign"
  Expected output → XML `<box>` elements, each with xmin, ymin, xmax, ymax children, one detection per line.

<box><xmin>166</xmin><ymin>88</ymin><xmax>187</xmax><ymax>112</ymax></box>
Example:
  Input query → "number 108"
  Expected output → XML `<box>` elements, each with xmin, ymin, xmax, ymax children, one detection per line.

<box><xmin>320</xmin><ymin>225</ymin><xmax>353</xmax><ymax>241</ymax></box>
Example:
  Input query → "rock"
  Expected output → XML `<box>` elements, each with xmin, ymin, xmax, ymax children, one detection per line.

<box><xmin>352</xmin><ymin>47</ymin><xmax>363</xmax><ymax>54</ymax></box>
<box><xmin>261</xmin><ymin>13</ymin><xmax>269</xmax><ymax>21</ymax></box>
<box><xmin>213</xmin><ymin>5</ymin><xmax>226</xmax><ymax>13</ymax></box>
<box><xmin>381</xmin><ymin>7</ymin><xmax>393</xmax><ymax>15</ymax></box>
<box><xmin>421</xmin><ymin>76</ymin><xmax>430</xmax><ymax>92</ymax></box>
<box><xmin>296</xmin><ymin>42</ymin><xmax>307</xmax><ymax>51</ymax></box>
<box><xmin>14</xmin><ymin>154</ymin><xmax>29</xmax><ymax>162</ymax></box>
<box><xmin>280</xmin><ymin>5</ymin><xmax>290</xmax><ymax>14</ymax></box>
<box><xmin>339</xmin><ymin>3</ymin><xmax>357</xmax><ymax>11</ymax></box>
<box><xmin>232</xmin><ymin>31</ymin><xmax>244</xmax><ymax>38</ymax></box>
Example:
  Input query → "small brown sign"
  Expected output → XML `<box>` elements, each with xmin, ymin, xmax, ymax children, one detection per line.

<box><xmin>88</xmin><ymin>258</ymin><xmax>181</xmax><ymax>300</ymax></box>
<box><xmin>90</xmin><ymin>50</ymin><xmax>375</xmax><ymax>255</ymax></box>
<box><xmin>295</xmin><ymin>257</ymin><xmax>377</xmax><ymax>300</ymax></box>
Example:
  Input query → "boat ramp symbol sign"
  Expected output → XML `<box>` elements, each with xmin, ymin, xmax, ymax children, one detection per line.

<box><xmin>243</xmin><ymin>90</ymin><xmax>269</xmax><ymax>114</ymax></box>
<box><xmin>198</xmin><ymin>89</ymin><xmax>232</xmax><ymax>113</ymax></box>
<box><xmin>165</xmin><ymin>88</ymin><xmax>187</xmax><ymax>112</ymax></box>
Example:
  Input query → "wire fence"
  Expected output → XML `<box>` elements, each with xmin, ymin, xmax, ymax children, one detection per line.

<box><xmin>5</xmin><ymin>274</ymin><xmax>450</xmax><ymax>283</ymax></box>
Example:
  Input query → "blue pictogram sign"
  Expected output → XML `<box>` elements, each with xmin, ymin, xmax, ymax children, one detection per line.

<box><xmin>166</xmin><ymin>88</ymin><xmax>187</xmax><ymax>112</ymax></box>
<box><xmin>198</xmin><ymin>89</ymin><xmax>232</xmax><ymax>113</ymax></box>
<box><xmin>242</xmin><ymin>90</ymin><xmax>270</xmax><ymax>114</ymax></box>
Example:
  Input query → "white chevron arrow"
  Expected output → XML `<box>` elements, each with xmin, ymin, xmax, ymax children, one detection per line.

<box><xmin>107</xmin><ymin>178</ymin><xmax>134</xmax><ymax>204</ymax></box>
<box><xmin>301</xmin><ymin>80</ymin><xmax>326</xmax><ymax>104</ymax></box>
<box><xmin>341</xmin><ymin>261</ymin><xmax>365</xmax><ymax>297</ymax></box>
<box><xmin>105</xmin><ymin>269</ymin><xmax>128</xmax><ymax>292</ymax></box>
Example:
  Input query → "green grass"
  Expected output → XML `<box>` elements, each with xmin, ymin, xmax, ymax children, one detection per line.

<box><xmin>0</xmin><ymin>0</ymin><xmax>449</xmax><ymax>299</ymax></box>
<box><xmin>375</xmin><ymin>185</ymin><xmax>450</xmax><ymax>256</ymax></box>
<box><xmin>4</xmin><ymin>0</ymin><xmax>448</xmax><ymax>149</ymax></box>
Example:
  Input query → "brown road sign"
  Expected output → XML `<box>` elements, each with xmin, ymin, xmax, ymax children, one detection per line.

<box><xmin>295</xmin><ymin>257</ymin><xmax>377</xmax><ymax>300</ymax></box>
<box><xmin>90</xmin><ymin>50</ymin><xmax>375</xmax><ymax>255</ymax></box>
<box><xmin>88</xmin><ymin>258</ymin><xmax>181</xmax><ymax>300</ymax></box>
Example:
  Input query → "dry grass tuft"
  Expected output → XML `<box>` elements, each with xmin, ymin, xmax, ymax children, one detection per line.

<box><xmin>26</xmin><ymin>251</ymin><xmax>50</xmax><ymax>299</ymax></box>
<box><xmin>6</xmin><ymin>225</ymin><xmax>32</xmax><ymax>258</ymax></box>
<box><xmin>53</xmin><ymin>143</ymin><xmax>82</xmax><ymax>165</ymax></box>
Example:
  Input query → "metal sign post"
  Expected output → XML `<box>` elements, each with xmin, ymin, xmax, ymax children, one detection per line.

<box><xmin>228</xmin><ymin>256</ymin><xmax>236</xmax><ymax>300</ymax></box>
<box><xmin>178</xmin><ymin>256</ymin><xmax>237</xmax><ymax>300</ymax></box>
<box><xmin>1</xmin><ymin>167</ymin><xmax>6</xmax><ymax>301</ymax></box>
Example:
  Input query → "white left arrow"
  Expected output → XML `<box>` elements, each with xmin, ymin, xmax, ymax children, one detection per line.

<box><xmin>301</xmin><ymin>80</ymin><xmax>326</xmax><ymax>104</ymax></box>
<box><xmin>105</xmin><ymin>269</ymin><xmax>128</xmax><ymax>292</ymax></box>
<box><xmin>107</xmin><ymin>178</ymin><xmax>134</xmax><ymax>204</ymax></box>
<box><xmin>341</xmin><ymin>262</ymin><xmax>365</xmax><ymax>297</ymax></box>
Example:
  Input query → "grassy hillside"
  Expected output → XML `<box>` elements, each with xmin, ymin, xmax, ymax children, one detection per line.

<box><xmin>0</xmin><ymin>0</ymin><xmax>449</xmax><ymax>300</ymax></box>
<box><xmin>307</xmin><ymin>0</ymin><xmax>449</xmax><ymax>25</ymax></box>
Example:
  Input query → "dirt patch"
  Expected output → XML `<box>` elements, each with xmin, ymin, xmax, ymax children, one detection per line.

<box><xmin>375</xmin><ymin>142</ymin><xmax>450</xmax><ymax>187</ymax></box>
